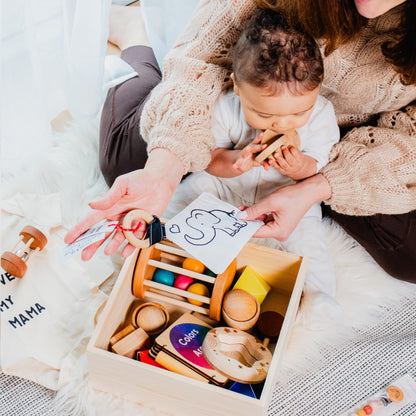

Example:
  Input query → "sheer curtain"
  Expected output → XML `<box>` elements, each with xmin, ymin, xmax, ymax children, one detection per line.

<box><xmin>0</xmin><ymin>0</ymin><xmax>111</xmax><ymax>176</ymax></box>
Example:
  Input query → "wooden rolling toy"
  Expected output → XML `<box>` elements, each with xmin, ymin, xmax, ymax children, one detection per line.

<box><xmin>132</xmin><ymin>241</ymin><xmax>237</xmax><ymax>321</ymax></box>
<box><xmin>202</xmin><ymin>327</ymin><xmax>272</xmax><ymax>384</ymax></box>
<box><xmin>255</xmin><ymin>129</ymin><xmax>300</xmax><ymax>163</ymax></box>
<box><xmin>1</xmin><ymin>225</ymin><xmax>48</xmax><ymax>278</ymax></box>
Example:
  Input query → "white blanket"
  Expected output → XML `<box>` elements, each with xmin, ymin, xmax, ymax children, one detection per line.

<box><xmin>1</xmin><ymin>116</ymin><xmax>416</xmax><ymax>415</ymax></box>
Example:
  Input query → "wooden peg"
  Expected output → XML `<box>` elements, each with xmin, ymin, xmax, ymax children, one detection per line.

<box><xmin>255</xmin><ymin>129</ymin><xmax>300</xmax><ymax>163</ymax></box>
<box><xmin>111</xmin><ymin>327</ymin><xmax>150</xmax><ymax>358</ymax></box>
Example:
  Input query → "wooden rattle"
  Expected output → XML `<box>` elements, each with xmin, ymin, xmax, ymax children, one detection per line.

<box><xmin>255</xmin><ymin>129</ymin><xmax>301</xmax><ymax>163</ymax></box>
<box><xmin>201</xmin><ymin>327</ymin><xmax>272</xmax><ymax>384</ymax></box>
<box><xmin>132</xmin><ymin>240</ymin><xmax>236</xmax><ymax>321</ymax></box>
<box><xmin>222</xmin><ymin>289</ymin><xmax>260</xmax><ymax>331</ymax></box>
<box><xmin>1</xmin><ymin>225</ymin><xmax>48</xmax><ymax>278</ymax></box>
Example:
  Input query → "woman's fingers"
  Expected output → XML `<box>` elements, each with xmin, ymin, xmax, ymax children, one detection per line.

<box><xmin>64</xmin><ymin>210</ymin><xmax>112</xmax><ymax>244</ymax></box>
<box><xmin>81</xmin><ymin>237</ymin><xmax>106</xmax><ymax>261</ymax></box>
<box><xmin>104</xmin><ymin>228</ymin><xmax>127</xmax><ymax>255</ymax></box>
<box><xmin>121</xmin><ymin>243</ymin><xmax>136</xmax><ymax>258</ymax></box>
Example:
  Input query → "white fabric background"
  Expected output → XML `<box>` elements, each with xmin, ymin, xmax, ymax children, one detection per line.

<box><xmin>0</xmin><ymin>0</ymin><xmax>111</xmax><ymax>177</ymax></box>
<box><xmin>140</xmin><ymin>0</ymin><xmax>200</xmax><ymax>69</ymax></box>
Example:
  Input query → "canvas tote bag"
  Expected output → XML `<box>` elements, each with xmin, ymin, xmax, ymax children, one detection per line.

<box><xmin>0</xmin><ymin>193</ymin><xmax>114</xmax><ymax>390</ymax></box>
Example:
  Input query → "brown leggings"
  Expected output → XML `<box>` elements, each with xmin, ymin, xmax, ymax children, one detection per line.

<box><xmin>99</xmin><ymin>46</ymin><xmax>416</xmax><ymax>283</ymax></box>
<box><xmin>323</xmin><ymin>206</ymin><xmax>416</xmax><ymax>283</ymax></box>
<box><xmin>99</xmin><ymin>46</ymin><xmax>162</xmax><ymax>186</ymax></box>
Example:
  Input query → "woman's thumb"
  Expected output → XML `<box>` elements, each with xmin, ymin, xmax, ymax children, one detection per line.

<box><xmin>237</xmin><ymin>200</ymin><xmax>268</xmax><ymax>221</ymax></box>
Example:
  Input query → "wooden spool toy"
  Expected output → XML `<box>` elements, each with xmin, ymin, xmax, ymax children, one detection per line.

<box><xmin>255</xmin><ymin>129</ymin><xmax>301</xmax><ymax>163</ymax></box>
<box><xmin>222</xmin><ymin>289</ymin><xmax>260</xmax><ymax>331</ymax></box>
<box><xmin>132</xmin><ymin>241</ymin><xmax>237</xmax><ymax>321</ymax></box>
<box><xmin>131</xmin><ymin>302</ymin><xmax>170</xmax><ymax>336</ymax></box>
<box><xmin>1</xmin><ymin>225</ymin><xmax>48</xmax><ymax>278</ymax></box>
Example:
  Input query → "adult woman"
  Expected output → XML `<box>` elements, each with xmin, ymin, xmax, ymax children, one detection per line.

<box><xmin>65</xmin><ymin>0</ymin><xmax>416</xmax><ymax>282</ymax></box>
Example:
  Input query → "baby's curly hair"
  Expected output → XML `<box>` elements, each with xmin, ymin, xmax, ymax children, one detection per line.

<box><xmin>233</xmin><ymin>8</ymin><xmax>323</xmax><ymax>95</ymax></box>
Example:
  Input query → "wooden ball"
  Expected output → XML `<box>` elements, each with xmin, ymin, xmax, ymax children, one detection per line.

<box><xmin>256</xmin><ymin>311</ymin><xmax>284</xmax><ymax>342</ymax></box>
<box><xmin>187</xmin><ymin>283</ymin><xmax>210</xmax><ymax>306</ymax></box>
<box><xmin>152</xmin><ymin>269</ymin><xmax>175</xmax><ymax>286</ymax></box>
<box><xmin>182</xmin><ymin>258</ymin><xmax>205</xmax><ymax>274</ymax></box>
<box><xmin>133</xmin><ymin>303</ymin><xmax>169</xmax><ymax>335</ymax></box>
<box><xmin>174</xmin><ymin>274</ymin><xmax>194</xmax><ymax>290</ymax></box>
<box><xmin>223</xmin><ymin>289</ymin><xmax>258</xmax><ymax>322</ymax></box>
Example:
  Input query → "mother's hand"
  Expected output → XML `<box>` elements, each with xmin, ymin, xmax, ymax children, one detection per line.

<box><xmin>241</xmin><ymin>174</ymin><xmax>332</xmax><ymax>240</ymax></box>
<box><xmin>64</xmin><ymin>149</ymin><xmax>184</xmax><ymax>260</ymax></box>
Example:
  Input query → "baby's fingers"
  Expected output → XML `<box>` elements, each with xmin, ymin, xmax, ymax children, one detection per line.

<box><xmin>251</xmin><ymin>144</ymin><xmax>267</xmax><ymax>153</ymax></box>
<box><xmin>253</xmin><ymin>132</ymin><xmax>265</xmax><ymax>144</ymax></box>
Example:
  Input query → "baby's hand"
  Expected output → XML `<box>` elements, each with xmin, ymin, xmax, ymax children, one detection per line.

<box><xmin>269</xmin><ymin>146</ymin><xmax>315</xmax><ymax>180</ymax></box>
<box><xmin>233</xmin><ymin>133</ymin><xmax>267</xmax><ymax>173</ymax></box>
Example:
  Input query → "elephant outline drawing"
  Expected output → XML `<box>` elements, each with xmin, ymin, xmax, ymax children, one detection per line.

<box><xmin>176</xmin><ymin>208</ymin><xmax>248</xmax><ymax>246</ymax></box>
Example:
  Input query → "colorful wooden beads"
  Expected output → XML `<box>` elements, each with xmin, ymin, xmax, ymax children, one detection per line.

<box><xmin>153</xmin><ymin>269</ymin><xmax>175</xmax><ymax>286</ymax></box>
<box><xmin>349</xmin><ymin>384</ymin><xmax>404</xmax><ymax>416</ymax></box>
<box><xmin>187</xmin><ymin>283</ymin><xmax>210</xmax><ymax>306</ymax></box>
<box><xmin>173</xmin><ymin>274</ymin><xmax>194</xmax><ymax>291</ymax></box>
<box><xmin>182</xmin><ymin>258</ymin><xmax>205</xmax><ymax>274</ymax></box>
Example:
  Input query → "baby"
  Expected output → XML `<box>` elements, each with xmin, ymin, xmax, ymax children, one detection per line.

<box><xmin>165</xmin><ymin>8</ymin><xmax>342</xmax><ymax>328</ymax></box>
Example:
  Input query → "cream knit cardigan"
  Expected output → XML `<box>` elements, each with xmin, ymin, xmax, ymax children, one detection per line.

<box><xmin>140</xmin><ymin>0</ymin><xmax>416</xmax><ymax>216</ymax></box>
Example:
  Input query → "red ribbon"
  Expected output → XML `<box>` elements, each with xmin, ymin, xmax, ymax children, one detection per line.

<box><xmin>112</xmin><ymin>221</ymin><xmax>143</xmax><ymax>233</ymax></box>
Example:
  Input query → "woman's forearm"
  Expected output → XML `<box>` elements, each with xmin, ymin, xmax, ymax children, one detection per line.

<box><xmin>146</xmin><ymin>148</ymin><xmax>185</xmax><ymax>191</ymax></box>
<box><xmin>299</xmin><ymin>173</ymin><xmax>332</xmax><ymax>204</ymax></box>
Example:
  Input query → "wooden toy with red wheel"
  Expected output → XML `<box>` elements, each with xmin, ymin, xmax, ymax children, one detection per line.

<box><xmin>1</xmin><ymin>225</ymin><xmax>48</xmax><ymax>278</ymax></box>
<box><xmin>131</xmin><ymin>240</ymin><xmax>236</xmax><ymax>321</ymax></box>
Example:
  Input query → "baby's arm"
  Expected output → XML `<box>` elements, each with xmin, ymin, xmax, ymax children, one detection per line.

<box><xmin>206</xmin><ymin>134</ymin><xmax>266</xmax><ymax>178</ymax></box>
<box><xmin>269</xmin><ymin>146</ymin><xmax>317</xmax><ymax>180</ymax></box>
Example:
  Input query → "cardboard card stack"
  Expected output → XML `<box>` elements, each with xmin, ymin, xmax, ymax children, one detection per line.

<box><xmin>149</xmin><ymin>312</ymin><xmax>229</xmax><ymax>386</ymax></box>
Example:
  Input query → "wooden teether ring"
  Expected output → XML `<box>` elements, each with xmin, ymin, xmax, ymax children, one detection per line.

<box><xmin>202</xmin><ymin>327</ymin><xmax>272</xmax><ymax>384</ymax></box>
<box><xmin>122</xmin><ymin>209</ymin><xmax>155</xmax><ymax>249</ymax></box>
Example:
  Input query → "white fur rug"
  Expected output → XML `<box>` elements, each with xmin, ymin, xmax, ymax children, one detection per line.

<box><xmin>2</xmin><ymin>117</ymin><xmax>416</xmax><ymax>416</ymax></box>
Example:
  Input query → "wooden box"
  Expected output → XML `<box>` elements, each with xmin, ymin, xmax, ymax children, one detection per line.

<box><xmin>87</xmin><ymin>241</ymin><xmax>306</xmax><ymax>416</ymax></box>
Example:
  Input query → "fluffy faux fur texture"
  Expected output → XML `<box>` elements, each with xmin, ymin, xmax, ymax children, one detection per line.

<box><xmin>2</xmin><ymin>117</ymin><xmax>415</xmax><ymax>416</ymax></box>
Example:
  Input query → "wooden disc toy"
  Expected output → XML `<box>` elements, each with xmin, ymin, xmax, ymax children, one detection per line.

<box><xmin>1</xmin><ymin>225</ymin><xmax>48</xmax><ymax>278</ymax></box>
<box><xmin>201</xmin><ymin>327</ymin><xmax>272</xmax><ymax>384</ymax></box>
<box><xmin>122</xmin><ymin>209</ymin><xmax>155</xmax><ymax>249</ymax></box>
<box><xmin>131</xmin><ymin>241</ymin><xmax>236</xmax><ymax>321</ymax></box>
<box><xmin>255</xmin><ymin>129</ymin><xmax>300</xmax><ymax>163</ymax></box>
<box><xmin>222</xmin><ymin>289</ymin><xmax>260</xmax><ymax>331</ymax></box>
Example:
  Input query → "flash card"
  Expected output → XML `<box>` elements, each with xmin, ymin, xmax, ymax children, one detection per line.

<box><xmin>61</xmin><ymin>220</ymin><xmax>118</xmax><ymax>262</ymax></box>
<box><xmin>165</xmin><ymin>193</ymin><xmax>262</xmax><ymax>274</ymax></box>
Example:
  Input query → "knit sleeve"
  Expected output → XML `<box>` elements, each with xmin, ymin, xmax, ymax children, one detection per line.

<box><xmin>320</xmin><ymin>102</ymin><xmax>416</xmax><ymax>215</ymax></box>
<box><xmin>140</xmin><ymin>0</ymin><xmax>257</xmax><ymax>173</ymax></box>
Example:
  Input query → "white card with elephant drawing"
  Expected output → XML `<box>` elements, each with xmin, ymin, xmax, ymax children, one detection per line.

<box><xmin>165</xmin><ymin>192</ymin><xmax>262</xmax><ymax>274</ymax></box>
